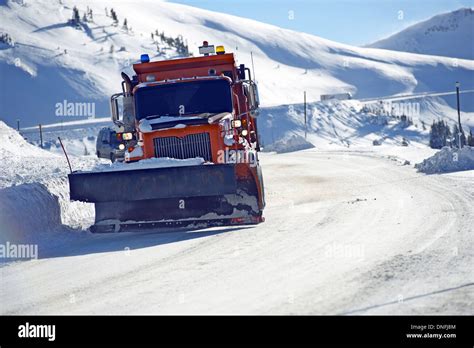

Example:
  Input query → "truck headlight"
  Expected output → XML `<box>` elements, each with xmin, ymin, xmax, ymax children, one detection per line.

<box><xmin>231</xmin><ymin>120</ymin><xmax>242</xmax><ymax>128</ymax></box>
<box><xmin>118</xmin><ymin>143</ymin><xmax>125</xmax><ymax>150</ymax></box>
<box><xmin>122</xmin><ymin>132</ymin><xmax>134</xmax><ymax>140</ymax></box>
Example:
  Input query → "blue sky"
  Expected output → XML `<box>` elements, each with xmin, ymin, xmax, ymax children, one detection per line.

<box><xmin>169</xmin><ymin>0</ymin><xmax>473</xmax><ymax>45</ymax></box>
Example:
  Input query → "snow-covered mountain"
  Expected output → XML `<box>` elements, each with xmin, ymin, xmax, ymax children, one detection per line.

<box><xmin>367</xmin><ymin>8</ymin><xmax>474</xmax><ymax>60</ymax></box>
<box><xmin>1</xmin><ymin>0</ymin><xmax>473</xmax><ymax>127</ymax></box>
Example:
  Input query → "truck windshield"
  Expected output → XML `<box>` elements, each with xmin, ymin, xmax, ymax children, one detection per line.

<box><xmin>135</xmin><ymin>79</ymin><xmax>233</xmax><ymax>120</ymax></box>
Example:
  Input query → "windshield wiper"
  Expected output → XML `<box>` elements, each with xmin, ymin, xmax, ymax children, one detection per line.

<box><xmin>144</xmin><ymin>112</ymin><xmax>222</xmax><ymax>120</ymax></box>
<box><xmin>144</xmin><ymin>115</ymin><xmax>162</xmax><ymax>120</ymax></box>
<box><xmin>144</xmin><ymin>114</ymin><xmax>184</xmax><ymax>120</ymax></box>
<box><xmin>196</xmin><ymin>112</ymin><xmax>216</xmax><ymax>118</ymax></box>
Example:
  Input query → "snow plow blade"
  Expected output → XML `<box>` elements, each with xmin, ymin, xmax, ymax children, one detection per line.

<box><xmin>68</xmin><ymin>164</ymin><xmax>262</xmax><ymax>232</ymax></box>
<box><xmin>69</xmin><ymin>164</ymin><xmax>237</xmax><ymax>202</ymax></box>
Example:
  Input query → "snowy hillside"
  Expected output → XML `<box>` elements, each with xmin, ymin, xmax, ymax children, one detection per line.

<box><xmin>258</xmin><ymin>96</ymin><xmax>474</xmax><ymax>151</ymax></box>
<box><xmin>1</xmin><ymin>0</ymin><xmax>473</xmax><ymax>127</ymax></box>
<box><xmin>367</xmin><ymin>8</ymin><xmax>474</xmax><ymax>60</ymax></box>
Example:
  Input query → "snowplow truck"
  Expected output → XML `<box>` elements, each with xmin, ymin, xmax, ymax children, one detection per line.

<box><xmin>68</xmin><ymin>43</ymin><xmax>265</xmax><ymax>232</ymax></box>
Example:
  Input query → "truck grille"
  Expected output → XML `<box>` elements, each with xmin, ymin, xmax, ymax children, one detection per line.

<box><xmin>154</xmin><ymin>132</ymin><xmax>212</xmax><ymax>162</ymax></box>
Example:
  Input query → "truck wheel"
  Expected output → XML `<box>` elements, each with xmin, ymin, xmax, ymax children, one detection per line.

<box><xmin>110</xmin><ymin>153</ymin><xmax>115</xmax><ymax>162</ymax></box>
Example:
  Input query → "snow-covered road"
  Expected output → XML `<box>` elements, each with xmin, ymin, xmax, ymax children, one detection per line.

<box><xmin>1</xmin><ymin>150</ymin><xmax>473</xmax><ymax>314</ymax></box>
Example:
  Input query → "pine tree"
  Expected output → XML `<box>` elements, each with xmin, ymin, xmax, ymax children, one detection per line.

<box><xmin>71</xmin><ymin>6</ymin><xmax>80</xmax><ymax>26</ymax></box>
<box><xmin>123</xmin><ymin>18</ymin><xmax>128</xmax><ymax>30</ymax></box>
<box><xmin>0</xmin><ymin>33</ymin><xmax>14</xmax><ymax>47</ymax></box>
<box><xmin>468</xmin><ymin>129</ymin><xmax>474</xmax><ymax>146</ymax></box>
<box><xmin>110</xmin><ymin>8</ymin><xmax>118</xmax><ymax>24</ymax></box>
<box><xmin>429</xmin><ymin>121</ymin><xmax>441</xmax><ymax>149</ymax></box>
<box><xmin>429</xmin><ymin>120</ymin><xmax>451</xmax><ymax>149</ymax></box>
<box><xmin>442</xmin><ymin>121</ymin><xmax>451</xmax><ymax>147</ymax></box>
<box><xmin>452</xmin><ymin>123</ymin><xmax>459</xmax><ymax>144</ymax></box>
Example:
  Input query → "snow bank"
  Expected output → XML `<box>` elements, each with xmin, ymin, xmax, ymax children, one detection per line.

<box><xmin>0</xmin><ymin>183</ymin><xmax>61</xmax><ymax>245</ymax></box>
<box><xmin>90</xmin><ymin>156</ymin><xmax>205</xmax><ymax>172</ymax></box>
<box><xmin>415</xmin><ymin>146</ymin><xmax>474</xmax><ymax>174</ymax></box>
<box><xmin>0</xmin><ymin>121</ymin><xmax>95</xmax><ymax>242</ymax></box>
<box><xmin>0</xmin><ymin>121</ymin><xmax>50</xmax><ymax>159</ymax></box>
<box><xmin>263</xmin><ymin>134</ymin><xmax>315</xmax><ymax>154</ymax></box>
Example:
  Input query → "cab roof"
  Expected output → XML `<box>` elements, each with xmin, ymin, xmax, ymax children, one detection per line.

<box><xmin>133</xmin><ymin>53</ymin><xmax>237</xmax><ymax>83</ymax></box>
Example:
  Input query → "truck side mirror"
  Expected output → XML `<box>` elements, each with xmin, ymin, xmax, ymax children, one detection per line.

<box><xmin>110</xmin><ymin>93</ymin><xmax>123</xmax><ymax>125</ymax></box>
<box><xmin>248</xmin><ymin>82</ymin><xmax>260</xmax><ymax>117</ymax></box>
<box><xmin>110</xmin><ymin>93</ymin><xmax>135</xmax><ymax>132</ymax></box>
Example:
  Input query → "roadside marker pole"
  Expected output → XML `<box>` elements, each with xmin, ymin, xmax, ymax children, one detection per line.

<box><xmin>304</xmin><ymin>91</ymin><xmax>307</xmax><ymax>140</ymax></box>
<box><xmin>455</xmin><ymin>81</ymin><xmax>462</xmax><ymax>149</ymax></box>
<box><xmin>39</xmin><ymin>124</ymin><xmax>43</xmax><ymax>148</ymax></box>
<box><xmin>58</xmin><ymin>137</ymin><xmax>73</xmax><ymax>174</ymax></box>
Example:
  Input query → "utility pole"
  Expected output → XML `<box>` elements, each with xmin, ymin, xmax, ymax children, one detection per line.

<box><xmin>304</xmin><ymin>91</ymin><xmax>307</xmax><ymax>140</ymax></box>
<box><xmin>39</xmin><ymin>124</ymin><xmax>43</xmax><ymax>149</ymax></box>
<box><xmin>269</xmin><ymin>115</ymin><xmax>275</xmax><ymax>144</ymax></box>
<box><xmin>455</xmin><ymin>81</ymin><xmax>463</xmax><ymax>149</ymax></box>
